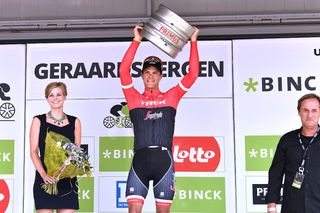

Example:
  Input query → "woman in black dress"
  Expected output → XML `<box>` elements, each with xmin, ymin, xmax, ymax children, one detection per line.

<box><xmin>30</xmin><ymin>82</ymin><xmax>82</xmax><ymax>213</ymax></box>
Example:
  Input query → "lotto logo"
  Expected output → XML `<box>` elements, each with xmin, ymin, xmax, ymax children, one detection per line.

<box><xmin>0</xmin><ymin>179</ymin><xmax>10</xmax><ymax>212</ymax></box>
<box><xmin>174</xmin><ymin>146</ymin><xmax>215</xmax><ymax>163</ymax></box>
<box><xmin>173</xmin><ymin>137</ymin><xmax>221</xmax><ymax>172</ymax></box>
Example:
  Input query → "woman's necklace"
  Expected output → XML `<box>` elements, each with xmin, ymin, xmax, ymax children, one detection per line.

<box><xmin>48</xmin><ymin>111</ymin><xmax>66</xmax><ymax>125</ymax></box>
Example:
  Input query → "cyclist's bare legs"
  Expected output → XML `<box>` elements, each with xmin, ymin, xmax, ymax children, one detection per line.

<box><xmin>128</xmin><ymin>203</ymin><xmax>143</xmax><ymax>213</ymax></box>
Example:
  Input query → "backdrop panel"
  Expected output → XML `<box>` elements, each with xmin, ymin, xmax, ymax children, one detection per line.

<box><xmin>0</xmin><ymin>45</ymin><xmax>25</xmax><ymax>213</ymax></box>
<box><xmin>24</xmin><ymin>39</ymin><xmax>234</xmax><ymax>213</ymax></box>
<box><xmin>233</xmin><ymin>37</ymin><xmax>320</xmax><ymax>213</ymax></box>
<box><xmin>26</xmin><ymin>40</ymin><xmax>232</xmax><ymax>100</ymax></box>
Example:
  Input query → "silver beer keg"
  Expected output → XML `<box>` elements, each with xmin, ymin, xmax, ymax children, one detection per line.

<box><xmin>142</xmin><ymin>4</ymin><xmax>195</xmax><ymax>58</ymax></box>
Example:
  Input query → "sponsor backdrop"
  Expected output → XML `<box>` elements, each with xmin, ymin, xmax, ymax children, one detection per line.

<box><xmin>1</xmin><ymin>37</ymin><xmax>318</xmax><ymax>212</ymax></box>
<box><xmin>233</xmin><ymin>37</ymin><xmax>320</xmax><ymax>213</ymax></box>
<box><xmin>24</xmin><ymin>40</ymin><xmax>235</xmax><ymax>213</ymax></box>
<box><xmin>0</xmin><ymin>45</ymin><xmax>25</xmax><ymax>213</ymax></box>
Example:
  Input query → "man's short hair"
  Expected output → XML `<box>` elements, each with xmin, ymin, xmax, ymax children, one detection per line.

<box><xmin>297</xmin><ymin>93</ymin><xmax>320</xmax><ymax>111</ymax></box>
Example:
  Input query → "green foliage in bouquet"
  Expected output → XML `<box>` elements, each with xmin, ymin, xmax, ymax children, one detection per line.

<box><xmin>42</xmin><ymin>130</ymin><xmax>92</xmax><ymax>195</ymax></box>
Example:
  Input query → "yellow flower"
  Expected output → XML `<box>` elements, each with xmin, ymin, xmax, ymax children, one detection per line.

<box><xmin>41</xmin><ymin>130</ymin><xmax>92</xmax><ymax>195</ymax></box>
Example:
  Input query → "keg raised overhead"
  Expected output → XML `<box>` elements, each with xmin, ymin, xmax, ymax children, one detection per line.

<box><xmin>142</xmin><ymin>4</ymin><xmax>195</xmax><ymax>58</ymax></box>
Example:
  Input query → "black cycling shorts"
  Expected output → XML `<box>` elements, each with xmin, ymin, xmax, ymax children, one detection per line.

<box><xmin>125</xmin><ymin>146</ymin><xmax>175</xmax><ymax>206</ymax></box>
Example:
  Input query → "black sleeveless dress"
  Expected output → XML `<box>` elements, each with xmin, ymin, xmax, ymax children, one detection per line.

<box><xmin>33</xmin><ymin>114</ymin><xmax>79</xmax><ymax>210</ymax></box>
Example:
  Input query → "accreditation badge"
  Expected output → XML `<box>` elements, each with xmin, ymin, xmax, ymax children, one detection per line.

<box><xmin>292</xmin><ymin>171</ymin><xmax>305</xmax><ymax>189</ymax></box>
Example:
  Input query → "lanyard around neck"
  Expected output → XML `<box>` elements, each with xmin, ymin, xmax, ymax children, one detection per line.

<box><xmin>298</xmin><ymin>127</ymin><xmax>320</xmax><ymax>168</ymax></box>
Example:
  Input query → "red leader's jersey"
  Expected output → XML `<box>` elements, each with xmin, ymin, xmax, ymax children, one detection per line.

<box><xmin>120</xmin><ymin>40</ymin><xmax>199</xmax><ymax>152</ymax></box>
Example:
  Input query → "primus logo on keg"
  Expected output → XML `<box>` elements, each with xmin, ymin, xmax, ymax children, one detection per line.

<box><xmin>159</xmin><ymin>25</ymin><xmax>180</xmax><ymax>44</ymax></box>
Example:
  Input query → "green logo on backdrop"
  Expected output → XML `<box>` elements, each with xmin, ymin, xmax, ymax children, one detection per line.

<box><xmin>99</xmin><ymin>137</ymin><xmax>133</xmax><ymax>172</ymax></box>
<box><xmin>245</xmin><ymin>135</ymin><xmax>280</xmax><ymax>171</ymax></box>
<box><xmin>77</xmin><ymin>177</ymin><xmax>94</xmax><ymax>212</ymax></box>
<box><xmin>0</xmin><ymin>140</ymin><xmax>14</xmax><ymax>174</ymax></box>
<box><xmin>244</xmin><ymin>78</ymin><xmax>259</xmax><ymax>92</ymax></box>
<box><xmin>171</xmin><ymin>177</ymin><xmax>225</xmax><ymax>213</ymax></box>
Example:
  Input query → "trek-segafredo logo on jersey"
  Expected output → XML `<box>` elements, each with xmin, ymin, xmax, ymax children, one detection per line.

<box><xmin>140</xmin><ymin>99</ymin><xmax>167</xmax><ymax>107</ymax></box>
<box><xmin>144</xmin><ymin>111</ymin><xmax>163</xmax><ymax>120</ymax></box>
<box><xmin>173</xmin><ymin>137</ymin><xmax>221</xmax><ymax>172</ymax></box>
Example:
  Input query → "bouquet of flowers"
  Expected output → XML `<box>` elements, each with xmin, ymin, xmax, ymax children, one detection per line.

<box><xmin>41</xmin><ymin>130</ymin><xmax>92</xmax><ymax>195</ymax></box>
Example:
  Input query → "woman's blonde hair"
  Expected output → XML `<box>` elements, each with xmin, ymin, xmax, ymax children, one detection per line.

<box><xmin>45</xmin><ymin>82</ymin><xmax>67</xmax><ymax>98</ymax></box>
